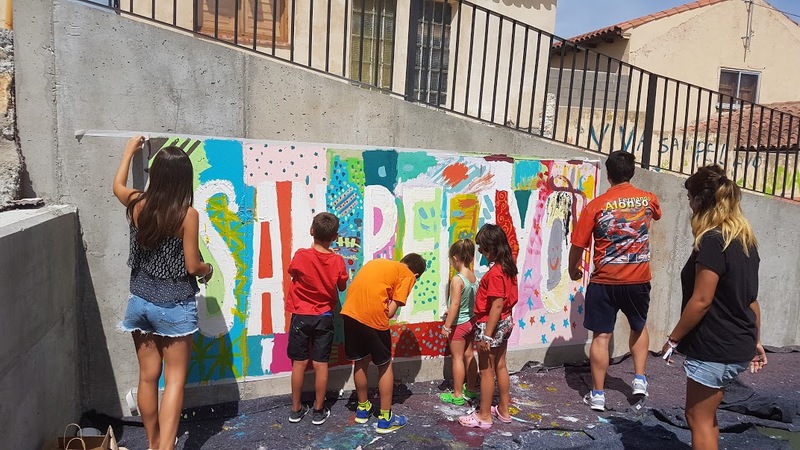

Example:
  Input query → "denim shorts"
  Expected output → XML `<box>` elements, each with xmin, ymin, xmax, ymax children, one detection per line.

<box><xmin>684</xmin><ymin>358</ymin><xmax>750</xmax><ymax>389</ymax></box>
<box><xmin>474</xmin><ymin>316</ymin><xmax>514</xmax><ymax>348</ymax></box>
<box><xmin>119</xmin><ymin>294</ymin><xmax>198</xmax><ymax>337</ymax></box>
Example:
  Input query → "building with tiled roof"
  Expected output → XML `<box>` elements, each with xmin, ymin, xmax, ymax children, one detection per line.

<box><xmin>552</xmin><ymin>0</ymin><xmax>800</xmax><ymax>106</ymax></box>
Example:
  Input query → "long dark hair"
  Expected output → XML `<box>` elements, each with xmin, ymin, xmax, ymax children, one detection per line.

<box><xmin>475</xmin><ymin>224</ymin><xmax>518</xmax><ymax>277</ymax></box>
<box><xmin>127</xmin><ymin>146</ymin><xmax>194</xmax><ymax>249</ymax></box>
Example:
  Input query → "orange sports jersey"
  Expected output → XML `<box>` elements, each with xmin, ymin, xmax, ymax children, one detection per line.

<box><xmin>340</xmin><ymin>258</ymin><xmax>417</xmax><ymax>331</ymax></box>
<box><xmin>571</xmin><ymin>182</ymin><xmax>661</xmax><ymax>284</ymax></box>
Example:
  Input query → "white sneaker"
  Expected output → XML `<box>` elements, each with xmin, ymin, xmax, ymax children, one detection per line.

<box><xmin>583</xmin><ymin>392</ymin><xmax>605</xmax><ymax>412</ymax></box>
<box><xmin>632</xmin><ymin>377</ymin><xmax>648</xmax><ymax>396</ymax></box>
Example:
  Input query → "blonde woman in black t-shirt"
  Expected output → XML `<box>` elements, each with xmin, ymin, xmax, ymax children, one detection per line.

<box><xmin>662</xmin><ymin>165</ymin><xmax>767</xmax><ymax>450</ymax></box>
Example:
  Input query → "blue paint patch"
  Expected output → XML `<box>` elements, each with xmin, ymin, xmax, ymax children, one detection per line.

<box><xmin>514</xmin><ymin>190</ymin><xmax>532</xmax><ymax>224</ymax></box>
<box><xmin>513</xmin><ymin>160</ymin><xmax>544</xmax><ymax>189</ymax></box>
<box><xmin>363</xmin><ymin>150</ymin><xmax>398</xmax><ymax>190</ymax></box>
<box><xmin>190</xmin><ymin>139</ymin><xmax>256</xmax><ymax>381</ymax></box>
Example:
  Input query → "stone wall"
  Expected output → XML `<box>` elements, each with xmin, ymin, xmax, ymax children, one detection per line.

<box><xmin>0</xmin><ymin>28</ymin><xmax>19</xmax><ymax>210</ymax></box>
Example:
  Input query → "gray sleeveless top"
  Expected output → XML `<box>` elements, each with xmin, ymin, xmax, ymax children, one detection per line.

<box><xmin>128</xmin><ymin>223</ymin><xmax>199</xmax><ymax>303</ymax></box>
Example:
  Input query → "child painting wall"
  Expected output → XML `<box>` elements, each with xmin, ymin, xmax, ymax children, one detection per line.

<box><xmin>143</xmin><ymin>137</ymin><xmax>599</xmax><ymax>385</ymax></box>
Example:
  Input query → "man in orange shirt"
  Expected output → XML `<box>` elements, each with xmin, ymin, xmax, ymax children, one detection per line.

<box><xmin>340</xmin><ymin>254</ymin><xmax>426</xmax><ymax>433</ymax></box>
<box><xmin>568</xmin><ymin>150</ymin><xmax>662</xmax><ymax>412</ymax></box>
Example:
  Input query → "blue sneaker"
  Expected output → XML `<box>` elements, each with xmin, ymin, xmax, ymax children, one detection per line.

<box><xmin>355</xmin><ymin>402</ymin><xmax>373</xmax><ymax>424</ymax></box>
<box><xmin>376</xmin><ymin>412</ymin><xmax>407</xmax><ymax>434</ymax></box>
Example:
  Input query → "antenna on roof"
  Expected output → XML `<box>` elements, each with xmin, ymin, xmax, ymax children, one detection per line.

<box><xmin>742</xmin><ymin>0</ymin><xmax>755</xmax><ymax>56</ymax></box>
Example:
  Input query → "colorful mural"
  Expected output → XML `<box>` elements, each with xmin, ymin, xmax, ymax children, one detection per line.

<box><xmin>146</xmin><ymin>137</ymin><xmax>599</xmax><ymax>384</ymax></box>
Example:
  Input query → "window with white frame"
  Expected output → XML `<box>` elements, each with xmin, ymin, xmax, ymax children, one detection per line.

<box><xmin>718</xmin><ymin>69</ymin><xmax>759</xmax><ymax>108</ymax></box>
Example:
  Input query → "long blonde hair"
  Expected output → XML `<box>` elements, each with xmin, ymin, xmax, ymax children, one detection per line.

<box><xmin>685</xmin><ymin>165</ymin><xmax>757</xmax><ymax>255</ymax></box>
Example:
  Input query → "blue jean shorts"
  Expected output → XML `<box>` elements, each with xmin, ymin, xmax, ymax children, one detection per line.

<box><xmin>684</xmin><ymin>358</ymin><xmax>750</xmax><ymax>389</ymax></box>
<box><xmin>119</xmin><ymin>294</ymin><xmax>199</xmax><ymax>337</ymax></box>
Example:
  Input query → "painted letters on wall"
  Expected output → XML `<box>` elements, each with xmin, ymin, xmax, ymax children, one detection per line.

<box><xmin>146</xmin><ymin>137</ymin><xmax>599</xmax><ymax>384</ymax></box>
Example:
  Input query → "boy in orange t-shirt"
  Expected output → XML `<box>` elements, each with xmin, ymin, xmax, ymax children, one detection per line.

<box><xmin>568</xmin><ymin>150</ymin><xmax>661</xmax><ymax>412</ymax></box>
<box><xmin>340</xmin><ymin>254</ymin><xmax>426</xmax><ymax>434</ymax></box>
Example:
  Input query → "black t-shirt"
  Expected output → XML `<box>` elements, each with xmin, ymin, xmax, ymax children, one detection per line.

<box><xmin>677</xmin><ymin>230</ymin><xmax>760</xmax><ymax>363</ymax></box>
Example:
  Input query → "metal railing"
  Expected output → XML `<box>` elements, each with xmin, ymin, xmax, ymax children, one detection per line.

<box><xmin>91</xmin><ymin>0</ymin><xmax>800</xmax><ymax>200</ymax></box>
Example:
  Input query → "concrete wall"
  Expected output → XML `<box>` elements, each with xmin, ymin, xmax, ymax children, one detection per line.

<box><xmin>14</xmin><ymin>0</ymin><xmax>800</xmax><ymax>415</ymax></box>
<box><xmin>0</xmin><ymin>206</ymin><xmax>80</xmax><ymax>450</ymax></box>
<box><xmin>124</xmin><ymin>0</ymin><xmax>557</xmax><ymax>129</ymax></box>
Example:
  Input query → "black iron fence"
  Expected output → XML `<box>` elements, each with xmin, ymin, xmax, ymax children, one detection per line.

<box><xmin>91</xmin><ymin>0</ymin><xmax>800</xmax><ymax>200</ymax></box>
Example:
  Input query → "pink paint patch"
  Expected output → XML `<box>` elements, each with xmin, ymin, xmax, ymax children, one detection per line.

<box><xmin>270</xmin><ymin>333</ymin><xmax>293</xmax><ymax>374</ymax></box>
<box><xmin>374</xmin><ymin>206</ymin><xmax>384</xmax><ymax>231</ymax></box>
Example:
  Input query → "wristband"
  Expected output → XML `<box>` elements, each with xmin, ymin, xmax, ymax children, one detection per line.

<box><xmin>662</xmin><ymin>337</ymin><xmax>679</xmax><ymax>362</ymax></box>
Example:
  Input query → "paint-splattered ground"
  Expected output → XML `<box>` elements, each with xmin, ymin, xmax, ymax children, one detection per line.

<box><xmin>91</xmin><ymin>351</ymin><xmax>799</xmax><ymax>450</ymax></box>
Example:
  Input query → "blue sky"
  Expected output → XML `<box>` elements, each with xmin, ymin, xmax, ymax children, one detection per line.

<box><xmin>554</xmin><ymin>0</ymin><xmax>800</xmax><ymax>38</ymax></box>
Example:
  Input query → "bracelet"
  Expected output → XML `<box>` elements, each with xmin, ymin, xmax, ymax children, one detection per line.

<box><xmin>482</xmin><ymin>335</ymin><xmax>494</xmax><ymax>343</ymax></box>
<box><xmin>442</xmin><ymin>325</ymin><xmax>452</xmax><ymax>333</ymax></box>
<box><xmin>205</xmin><ymin>263</ymin><xmax>214</xmax><ymax>278</ymax></box>
<box><xmin>667</xmin><ymin>336</ymin><xmax>679</xmax><ymax>348</ymax></box>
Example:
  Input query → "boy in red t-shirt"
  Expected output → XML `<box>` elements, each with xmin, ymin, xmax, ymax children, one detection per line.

<box><xmin>286</xmin><ymin>212</ymin><xmax>349</xmax><ymax>425</ymax></box>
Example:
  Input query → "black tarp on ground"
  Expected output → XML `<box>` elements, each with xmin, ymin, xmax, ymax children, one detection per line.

<box><xmin>81</xmin><ymin>351</ymin><xmax>799</xmax><ymax>449</ymax></box>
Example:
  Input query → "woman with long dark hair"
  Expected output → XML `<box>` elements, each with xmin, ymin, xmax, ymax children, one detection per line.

<box><xmin>114</xmin><ymin>136</ymin><xmax>213</xmax><ymax>450</ymax></box>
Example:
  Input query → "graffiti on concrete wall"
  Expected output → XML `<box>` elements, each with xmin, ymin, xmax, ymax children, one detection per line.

<box><xmin>562</xmin><ymin>115</ymin><xmax>800</xmax><ymax>198</ymax></box>
<box><xmin>146</xmin><ymin>137</ymin><xmax>599</xmax><ymax>384</ymax></box>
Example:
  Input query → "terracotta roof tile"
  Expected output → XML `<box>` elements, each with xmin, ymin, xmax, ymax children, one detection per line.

<box><xmin>559</xmin><ymin>0</ymin><xmax>726</xmax><ymax>47</ymax></box>
<box><xmin>686</xmin><ymin>101</ymin><xmax>800</xmax><ymax>149</ymax></box>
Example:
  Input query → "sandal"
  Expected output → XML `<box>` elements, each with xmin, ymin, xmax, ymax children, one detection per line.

<box><xmin>462</xmin><ymin>384</ymin><xmax>479</xmax><ymax>400</ymax></box>
<box><xmin>439</xmin><ymin>392</ymin><xmax>466</xmax><ymax>406</ymax></box>
<box><xmin>458</xmin><ymin>412</ymin><xmax>492</xmax><ymax>429</ymax></box>
<box><xmin>491</xmin><ymin>405</ymin><xmax>512</xmax><ymax>423</ymax></box>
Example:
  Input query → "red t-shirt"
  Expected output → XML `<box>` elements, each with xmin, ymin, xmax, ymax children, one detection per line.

<box><xmin>474</xmin><ymin>263</ymin><xmax>518</xmax><ymax>323</ymax></box>
<box><xmin>286</xmin><ymin>248</ymin><xmax>349</xmax><ymax>315</ymax></box>
<box><xmin>570</xmin><ymin>182</ymin><xmax>661</xmax><ymax>284</ymax></box>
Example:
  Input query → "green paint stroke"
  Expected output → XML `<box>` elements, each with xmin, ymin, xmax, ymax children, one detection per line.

<box><xmin>397</xmin><ymin>151</ymin><xmax>438</xmax><ymax>181</ymax></box>
<box><xmin>393</xmin><ymin>196</ymin><xmax>406</xmax><ymax>260</ymax></box>
<box><xmin>764</xmin><ymin>166</ymin><xmax>800</xmax><ymax>196</ymax></box>
<box><xmin>412</xmin><ymin>250</ymin><xmax>439</xmax><ymax>314</ymax></box>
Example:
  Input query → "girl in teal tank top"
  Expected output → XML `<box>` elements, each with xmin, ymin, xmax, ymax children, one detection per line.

<box><xmin>439</xmin><ymin>240</ymin><xmax>480</xmax><ymax>406</ymax></box>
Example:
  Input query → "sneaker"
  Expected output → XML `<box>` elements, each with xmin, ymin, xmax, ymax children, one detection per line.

<box><xmin>583</xmin><ymin>392</ymin><xmax>605</xmax><ymax>412</ymax></box>
<box><xmin>288</xmin><ymin>404</ymin><xmax>310</xmax><ymax>423</ymax></box>
<box><xmin>462</xmin><ymin>384</ymin><xmax>479</xmax><ymax>400</ymax></box>
<box><xmin>311</xmin><ymin>406</ymin><xmax>331</xmax><ymax>425</ymax></box>
<box><xmin>632</xmin><ymin>377</ymin><xmax>648</xmax><ymax>396</ymax></box>
<box><xmin>376</xmin><ymin>412</ymin><xmax>408</xmax><ymax>434</ymax></box>
<box><xmin>355</xmin><ymin>402</ymin><xmax>373</xmax><ymax>424</ymax></box>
